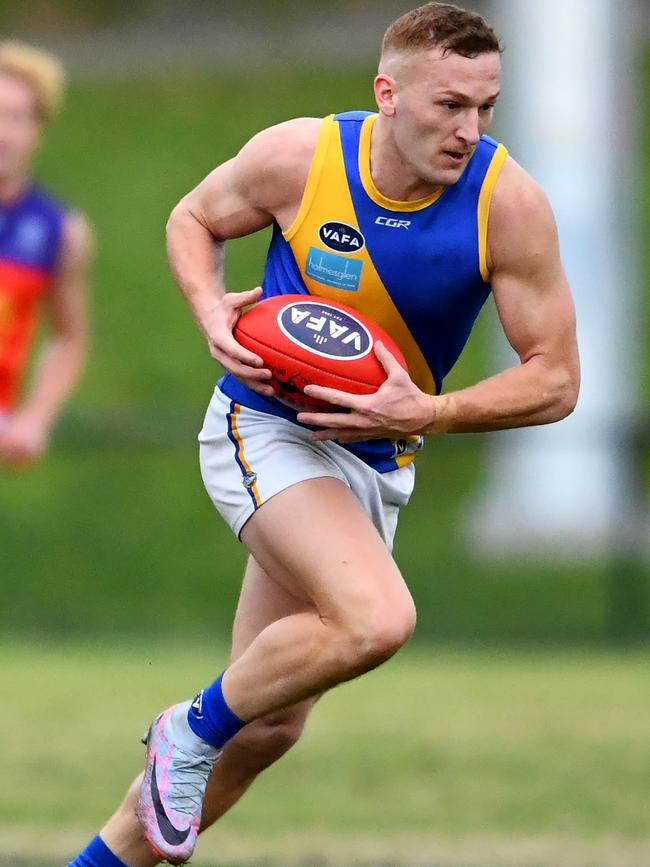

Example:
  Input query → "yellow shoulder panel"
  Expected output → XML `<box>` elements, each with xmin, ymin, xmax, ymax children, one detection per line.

<box><xmin>284</xmin><ymin>115</ymin><xmax>335</xmax><ymax>242</ymax></box>
<box><xmin>477</xmin><ymin>143</ymin><xmax>509</xmax><ymax>283</ymax></box>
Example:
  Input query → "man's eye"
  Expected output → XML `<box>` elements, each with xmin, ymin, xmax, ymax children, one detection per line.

<box><xmin>481</xmin><ymin>104</ymin><xmax>496</xmax><ymax>112</ymax></box>
<box><xmin>442</xmin><ymin>102</ymin><xmax>458</xmax><ymax>110</ymax></box>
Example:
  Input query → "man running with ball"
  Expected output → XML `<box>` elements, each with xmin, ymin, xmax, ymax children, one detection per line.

<box><xmin>70</xmin><ymin>3</ymin><xmax>579</xmax><ymax>865</ymax></box>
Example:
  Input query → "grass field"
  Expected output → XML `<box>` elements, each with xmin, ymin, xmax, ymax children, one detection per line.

<box><xmin>3</xmin><ymin>640</ymin><xmax>650</xmax><ymax>867</ymax></box>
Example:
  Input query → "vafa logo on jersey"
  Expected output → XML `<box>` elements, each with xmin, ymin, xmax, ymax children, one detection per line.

<box><xmin>318</xmin><ymin>221</ymin><xmax>365</xmax><ymax>253</ymax></box>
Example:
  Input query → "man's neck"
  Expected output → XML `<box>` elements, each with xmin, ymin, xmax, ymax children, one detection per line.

<box><xmin>0</xmin><ymin>172</ymin><xmax>29</xmax><ymax>206</ymax></box>
<box><xmin>370</xmin><ymin>115</ymin><xmax>441</xmax><ymax>202</ymax></box>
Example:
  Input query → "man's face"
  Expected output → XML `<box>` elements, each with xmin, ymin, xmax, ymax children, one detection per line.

<box><xmin>0</xmin><ymin>73</ymin><xmax>41</xmax><ymax>181</ymax></box>
<box><xmin>380</xmin><ymin>48</ymin><xmax>501</xmax><ymax>187</ymax></box>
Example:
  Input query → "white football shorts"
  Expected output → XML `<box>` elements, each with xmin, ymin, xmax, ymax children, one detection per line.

<box><xmin>198</xmin><ymin>385</ymin><xmax>415</xmax><ymax>549</ymax></box>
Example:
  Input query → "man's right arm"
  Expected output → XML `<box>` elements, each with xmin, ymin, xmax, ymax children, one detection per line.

<box><xmin>166</xmin><ymin>118</ymin><xmax>320</xmax><ymax>394</ymax></box>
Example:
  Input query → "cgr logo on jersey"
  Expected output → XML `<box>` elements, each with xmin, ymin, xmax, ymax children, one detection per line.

<box><xmin>375</xmin><ymin>216</ymin><xmax>411</xmax><ymax>229</ymax></box>
<box><xmin>318</xmin><ymin>221</ymin><xmax>365</xmax><ymax>253</ymax></box>
<box><xmin>278</xmin><ymin>300</ymin><xmax>372</xmax><ymax>361</ymax></box>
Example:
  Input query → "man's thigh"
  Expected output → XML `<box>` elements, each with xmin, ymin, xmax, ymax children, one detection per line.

<box><xmin>240</xmin><ymin>476</ymin><xmax>412</xmax><ymax>627</ymax></box>
<box><xmin>230</xmin><ymin>554</ymin><xmax>314</xmax><ymax>662</ymax></box>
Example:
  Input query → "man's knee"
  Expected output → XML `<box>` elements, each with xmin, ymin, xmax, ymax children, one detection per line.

<box><xmin>338</xmin><ymin>592</ymin><xmax>417</xmax><ymax>675</ymax></box>
<box><xmin>227</xmin><ymin>705</ymin><xmax>308</xmax><ymax>772</ymax></box>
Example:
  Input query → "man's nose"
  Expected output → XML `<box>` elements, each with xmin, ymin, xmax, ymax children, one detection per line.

<box><xmin>456</xmin><ymin>109</ymin><xmax>481</xmax><ymax>147</ymax></box>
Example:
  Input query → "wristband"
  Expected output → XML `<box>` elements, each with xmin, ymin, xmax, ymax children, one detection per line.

<box><xmin>427</xmin><ymin>394</ymin><xmax>457</xmax><ymax>434</ymax></box>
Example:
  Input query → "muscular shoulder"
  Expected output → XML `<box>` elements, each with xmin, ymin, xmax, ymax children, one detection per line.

<box><xmin>232</xmin><ymin>117</ymin><xmax>323</xmax><ymax>217</ymax></box>
<box><xmin>178</xmin><ymin>117</ymin><xmax>324</xmax><ymax>239</ymax></box>
<box><xmin>487</xmin><ymin>156</ymin><xmax>559</xmax><ymax>277</ymax></box>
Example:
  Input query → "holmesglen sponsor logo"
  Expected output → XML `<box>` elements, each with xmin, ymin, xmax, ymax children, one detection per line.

<box><xmin>318</xmin><ymin>221</ymin><xmax>365</xmax><ymax>253</ymax></box>
<box><xmin>277</xmin><ymin>300</ymin><xmax>372</xmax><ymax>361</ymax></box>
<box><xmin>305</xmin><ymin>246</ymin><xmax>363</xmax><ymax>291</ymax></box>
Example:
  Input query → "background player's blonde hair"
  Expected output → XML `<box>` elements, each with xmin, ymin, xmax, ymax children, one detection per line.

<box><xmin>382</xmin><ymin>2</ymin><xmax>502</xmax><ymax>61</ymax></box>
<box><xmin>0</xmin><ymin>41</ymin><xmax>65</xmax><ymax>121</ymax></box>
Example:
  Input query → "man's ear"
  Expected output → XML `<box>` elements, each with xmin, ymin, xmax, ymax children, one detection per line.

<box><xmin>374</xmin><ymin>73</ymin><xmax>397</xmax><ymax>117</ymax></box>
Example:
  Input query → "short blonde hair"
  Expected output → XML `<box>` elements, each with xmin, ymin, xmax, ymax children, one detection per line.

<box><xmin>382</xmin><ymin>2</ymin><xmax>502</xmax><ymax>61</ymax></box>
<box><xmin>0</xmin><ymin>41</ymin><xmax>65</xmax><ymax>121</ymax></box>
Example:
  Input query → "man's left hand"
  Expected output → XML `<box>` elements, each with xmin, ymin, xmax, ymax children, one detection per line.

<box><xmin>297</xmin><ymin>342</ymin><xmax>435</xmax><ymax>443</ymax></box>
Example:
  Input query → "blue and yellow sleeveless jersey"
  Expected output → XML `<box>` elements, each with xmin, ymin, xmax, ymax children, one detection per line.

<box><xmin>220</xmin><ymin>111</ymin><xmax>508</xmax><ymax>473</ymax></box>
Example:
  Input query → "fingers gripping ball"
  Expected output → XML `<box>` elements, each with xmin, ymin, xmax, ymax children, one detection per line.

<box><xmin>234</xmin><ymin>294</ymin><xmax>408</xmax><ymax>409</ymax></box>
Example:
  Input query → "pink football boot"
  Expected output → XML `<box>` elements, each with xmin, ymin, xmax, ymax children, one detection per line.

<box><xmin>136</xmin><ymin>700</ymin><xmax>222</xmax><ymax>864</ymax></box>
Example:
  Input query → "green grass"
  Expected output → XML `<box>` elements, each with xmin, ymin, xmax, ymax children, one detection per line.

<box><xmin>3</xmin><ymin>640</ymin><xmax>650</xmax><ymax>866</ymax></box>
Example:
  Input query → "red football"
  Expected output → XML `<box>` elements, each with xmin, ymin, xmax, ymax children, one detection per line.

<box><xmin>234</xmin><ymin>293</ymin><xmax>408</xmax><ymax>409</ymax></box>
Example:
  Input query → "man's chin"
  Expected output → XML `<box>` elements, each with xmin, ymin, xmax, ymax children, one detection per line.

<box><xmin>428</xmin><ymin>164</ymin><xmax>467</xmax><ymax>187</ymax></box>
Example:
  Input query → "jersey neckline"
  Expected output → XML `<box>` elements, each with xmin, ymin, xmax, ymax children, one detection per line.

<box><xmin>358</xmin><ymin>114</ymin><xmax>445</xmax><ymax>212</ymax></box>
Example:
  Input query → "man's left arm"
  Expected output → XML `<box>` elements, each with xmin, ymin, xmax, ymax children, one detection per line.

<box><xmin>298</xmin><ymin>159</ymin><xmax>580</xmax><ymax>440</ymax></box>
<box><xmin>0</xmin><ymin>212</ymin><xmax>93</xmax><ymax>467</ymax></box>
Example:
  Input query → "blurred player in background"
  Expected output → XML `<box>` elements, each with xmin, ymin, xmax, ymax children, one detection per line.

<box><xmin>70</xmin><ymin>3</ymin><xmax>579</xmax><ymax>865</ymax></box>
<box><xmin>0</xmin><ymin>42</ymin><xmax>92</xmax><ymax>469</ymax></box>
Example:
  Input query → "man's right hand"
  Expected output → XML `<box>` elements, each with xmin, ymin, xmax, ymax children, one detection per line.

<box><xmin>201</xmin><ymin>286</ymin><xmax>275</xmax><ymax>397</ymax></box>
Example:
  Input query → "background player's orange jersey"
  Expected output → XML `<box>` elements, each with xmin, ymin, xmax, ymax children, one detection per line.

<box><xmin>0</xmin><ymin>185</ymin><xmax>66</xmax><ymax>411</ymax></box>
